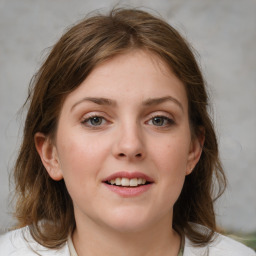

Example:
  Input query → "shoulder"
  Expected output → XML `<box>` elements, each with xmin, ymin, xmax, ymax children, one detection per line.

<box><xmin>0</xmin><ymin>226</ymin><xmax>70</xmax><ymax>256</ymax></box>
<box><xmin>211</xmin><ymin>234</ymin><xmax>255</xmax><ymax>255</ymax></box>
<box><xmin>184</xmin><ymin>231</ymin><xmax>255</xmax><ymax>256</ymax></box>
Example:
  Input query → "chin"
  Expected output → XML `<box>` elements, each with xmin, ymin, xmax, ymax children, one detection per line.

<box><xmin>102</xmin><ymin>207</ymin><xmax>156</xmax><ymax>233</ymax></box>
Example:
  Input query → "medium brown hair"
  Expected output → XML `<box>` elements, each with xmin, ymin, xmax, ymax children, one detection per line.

<box><xmin>13</xmin><ymin>8</ymin><xmax>226</xmax><ymax>248</ymax></box>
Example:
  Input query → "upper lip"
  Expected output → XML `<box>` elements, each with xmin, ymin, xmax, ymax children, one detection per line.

<box><xmin>102</xmin><ymin>171</ymin><xmax>154</xmax><ymax>183</ymax></box>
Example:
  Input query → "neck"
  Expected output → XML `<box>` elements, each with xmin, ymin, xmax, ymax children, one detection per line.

<box><xmin>72</xmin><ymin>215</ymin><xmax>181</xmax><ymax>256</ymax></box>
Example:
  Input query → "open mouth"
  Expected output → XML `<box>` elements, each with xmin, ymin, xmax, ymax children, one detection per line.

<box><xmin>105</xmin><ymin>177</ymin><xmax>152</xmax><ymax>187</ymax></box>
<box><xmin>103</xmin><ymin>173</ymin><xmax>153</xmax><ymax>196</ymax></box>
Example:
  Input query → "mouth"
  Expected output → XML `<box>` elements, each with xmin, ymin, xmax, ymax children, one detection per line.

<box><xmin>102</xmin><ymin>172</ymin><xmax>154</xmax><ymax>196</ymax></box>
<box><xmin>105</xmin><ymin>177</ymin><xmax>152</xmax><ymax>187</ymax></box>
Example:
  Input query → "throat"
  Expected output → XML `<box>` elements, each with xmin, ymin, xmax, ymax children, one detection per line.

<box><xmin>71</xmin><ymin>225</ymin><xmax>180</xmax><ymax>256</ymax></box>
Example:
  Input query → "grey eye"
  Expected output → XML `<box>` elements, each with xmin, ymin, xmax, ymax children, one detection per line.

<box><xmin>152</xmin><ymin>117</ymin><xmax>165</xmax><ymax>126</ymax></box>
<box><xmin>89</xmin><ymin>116</ymin><xmax>103</xmax><ymax>126</ymax></box>
<box><xmin>148</xmin><ymin>116</ymin><xmax>174</xmax><ymax>127</ymax></box>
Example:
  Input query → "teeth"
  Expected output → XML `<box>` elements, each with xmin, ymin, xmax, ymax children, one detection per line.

<box><xmin>108</xmin><ymin>177</ymin><xmax>147</xmax><ymax>187</ymax></box>
<box><xmin>121</xmin><ymin>178</ymin><xmax>130</xmax><ymax>186</ymax></box>
<box><xmin>130</xmin><ymin>178</ymin><xmax>138</xmax><ymax>187</ymax></box>
<box><xmin>115</xmin><ymin>178</ymin><xmax>121</xmax><ymax>185</ymax></box>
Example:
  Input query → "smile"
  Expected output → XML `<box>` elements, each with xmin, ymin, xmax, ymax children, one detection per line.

<box><xmin>106</xmin><ymin>177</ymin><xmax>148</xmax><ymax>187</ymax></box>
<box><xmin>103</xmin><ymin>172</ymin><xmax>154</xmax><ymax>197</ymax></box>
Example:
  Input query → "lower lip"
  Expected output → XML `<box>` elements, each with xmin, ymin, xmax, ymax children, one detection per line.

<box><xmin>103</xmin><ymin>183</ymin><xmax>153</xmax><ymax>197</ymax></box>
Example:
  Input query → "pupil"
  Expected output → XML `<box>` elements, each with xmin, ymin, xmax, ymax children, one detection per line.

<box><xmin>91</xmin><ymin>117</ymin><xmax>102</xmax><ymax>125</ymax></box>
<box><xmin>153</xmin><ymin>117</ymin><xmax>163</xmax><ymax>126</ymax></box>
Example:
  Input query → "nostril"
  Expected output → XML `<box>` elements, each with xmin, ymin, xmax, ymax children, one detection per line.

<box><xmin>117</xmin><ymin>153</ymin><xmax>142</xmax><ymax>158</ymax></box>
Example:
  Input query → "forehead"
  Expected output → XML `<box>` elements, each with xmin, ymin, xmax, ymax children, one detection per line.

<box><xmin>61</xmin><ymin>49</ymin><xmax>188</xmax><ymax>111</ymax></box>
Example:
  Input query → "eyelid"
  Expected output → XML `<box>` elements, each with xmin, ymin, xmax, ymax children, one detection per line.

<box><xmin>146</xmin><ymin>111</ymin><xmax>175</xmax><ymax>121</ymax></box>
<box><xmin>145</xmin><ymin>112</ymin><xmax>176</xmax><ymax>126</ymax></box>
<box><xmin>81</xmin><ymin>111</ymin><xmax>109</xmax><ymax>121</ymax></box>
<box><xmin>80</xmin><ymin>112</ymin><xmax>111</xmax><ymax>128</ymax></box>
<box><xmin>81</xmin><ymin>115</ymin><xmax>105</xmax><ymax>123</ymax></box>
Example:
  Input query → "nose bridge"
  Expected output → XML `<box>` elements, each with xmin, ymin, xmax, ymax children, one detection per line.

<box><xmin>113</xmin><ymin>117</ymin><xmax>145</xmax><ymax>160</ymax></box>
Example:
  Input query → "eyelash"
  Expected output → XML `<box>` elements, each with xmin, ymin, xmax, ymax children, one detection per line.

<box><xmin>81</xmin><ymin>114</ymin><xmax>107</xmax><ymax>128</ymax></box>
<box><xmin>81</xmin><ymin>114</ymin><xmax>175</xmax><ymax>128</ymax></box>
<box><xmin>146</xmin><ymin>115</ymin><xmax>175</xmax><ymax>127</ymax></box>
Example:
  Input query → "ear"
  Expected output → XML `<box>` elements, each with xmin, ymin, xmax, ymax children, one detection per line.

<box><xmin>186</xmin><ymin>129</ymin><xmax>205</xmax><ymax>175</ymax></box>
<box><xmin>34</xmin><ymin>132</ymin><xmax>63</xmax><ymax>181</ymax></box>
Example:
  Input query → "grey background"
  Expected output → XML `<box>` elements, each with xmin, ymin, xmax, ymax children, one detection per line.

<box><xmin>0</xmin><ymin>0</ymin><xmax>255</xmax><ymax>233</ymax></box>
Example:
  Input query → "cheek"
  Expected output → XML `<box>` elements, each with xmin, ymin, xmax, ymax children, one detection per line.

<box><xmin>150</xmin><ymin>135</ymin><xmax>190</xmax><ymax>172</ymax></box>
<box><xmin>56</xmin><ymin>132</ymin><xmax>110</xmax><ymax>190</ymax></box>
<box><xmin>145</xmin><ymin>139</ymin><xmax>188</xmax><ymax>215</ymax></box>
<box><xmin>148</xmin><ymin>133</ymin><xmax>191</xmax><ymax>200</ymax></box>
<box><xmin>57</xmin><ymin>130</ymin><xmax>108</xmax><ymax>167</ymax></box>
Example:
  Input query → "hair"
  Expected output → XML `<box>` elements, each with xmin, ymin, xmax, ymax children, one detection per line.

<box><xmin>13</xmin><ymin>8</ymin><xmax>226</xmax><ymax>249</ymax></box>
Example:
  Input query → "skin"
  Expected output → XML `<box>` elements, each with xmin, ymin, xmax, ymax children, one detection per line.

<box><xmin>35</xmin><ymin>49</ymin><xmax>203</xmax><ymax>256</ymax></box>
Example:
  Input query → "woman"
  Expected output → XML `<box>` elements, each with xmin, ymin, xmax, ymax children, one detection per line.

<box><xmin>0</xmin><ymin>8</ymin><xmax>254</xmax><ymax>256</ymax></box>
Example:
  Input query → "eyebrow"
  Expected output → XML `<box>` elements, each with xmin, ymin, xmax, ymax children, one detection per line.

<box><xmin>143</xmin><ymin>96</ymin><xmax>184</xmax><ymax>112</ymax></box>
<box><xmin>71</xmin><ymin>96</ymin><xmax>183</xmax><ymax>112</ymax></box>
<box><xmin>71</xmin><ymin>97</ymin><xmax>116</xmax><ymax>111</ymax></box>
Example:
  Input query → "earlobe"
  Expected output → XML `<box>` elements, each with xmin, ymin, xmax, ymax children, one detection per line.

<box><xmin>34</xmin><ymin>132</ymin><xmax>63</xmax><ymax>181</ymax></box>
<box><xmin>186</xmin><ymin>130</ymin><xmax>205</xmax><ymax>175</ymax></box>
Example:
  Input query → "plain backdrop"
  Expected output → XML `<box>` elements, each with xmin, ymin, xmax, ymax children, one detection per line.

<box><xmin>0</xmin><ymin>0</ymin><xmax>255</xmax><ymax>234</ymax></box>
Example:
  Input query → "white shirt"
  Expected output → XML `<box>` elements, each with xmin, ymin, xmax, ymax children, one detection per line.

<box><xmin>0</xmin><ymin>226</ymin><xmax>255</xmax><ymax>256</ymax></box>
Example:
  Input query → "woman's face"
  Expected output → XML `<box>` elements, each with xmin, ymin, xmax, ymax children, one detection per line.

<box><xmin>38</xmin><ymin>50</ymin><xmax>202</xmax><ymax>233</ymax></box>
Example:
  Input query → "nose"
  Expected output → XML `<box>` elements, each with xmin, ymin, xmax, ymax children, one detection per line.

<box><xmin>112</xmin><ymin>123</ymin><xmax>146</xmax><ymax>161</ymax></box>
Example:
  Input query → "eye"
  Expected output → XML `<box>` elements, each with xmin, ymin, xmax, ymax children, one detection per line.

<box><xmin>82</xmin><ymin>115</ymin><xmax>106</xmax><ymax>127</ymax></box>
<box><xmin>148</xmin><ymin>116</ymin><xmax>174</xmax><ymax>127</ymax></box>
